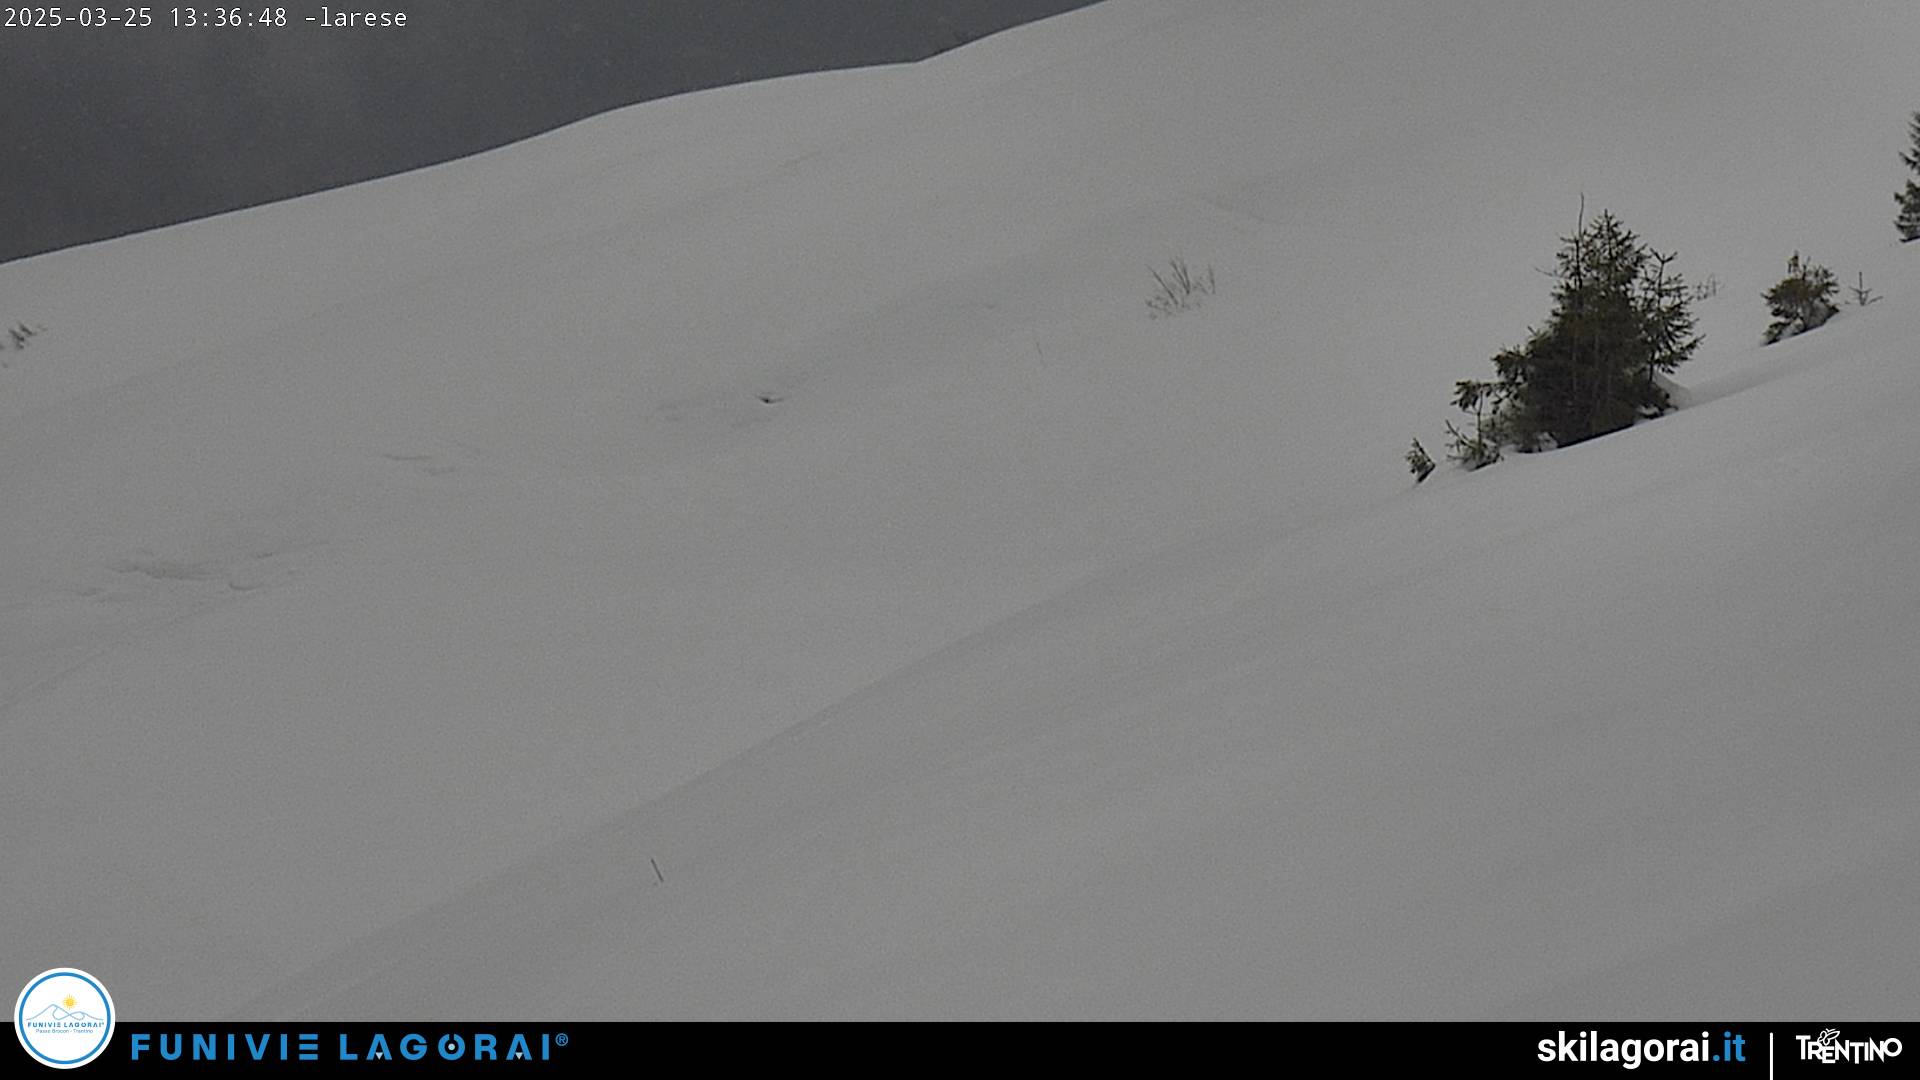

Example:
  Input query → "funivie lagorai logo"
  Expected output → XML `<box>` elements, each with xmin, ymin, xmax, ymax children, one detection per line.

<box><xmin>1796</xmin><ymin>1029</ymin><xmax>1903</xmax><ymax>1065</ymax></box>
<box><xmin>126</xmin><ymin>1029</ymin><xmax>564</xmax><ymax>1064</ymax></box>
<box><xmin>14</xmin><ymin>969</ymin><xmax>115</xmax><ymax>1070</ymax></box>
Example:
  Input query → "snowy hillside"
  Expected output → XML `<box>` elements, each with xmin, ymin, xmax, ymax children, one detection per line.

<box><xmin>2</xmin><ymin>0</ymin><xmax>1916</xmax><ymax>1019</ymax></box>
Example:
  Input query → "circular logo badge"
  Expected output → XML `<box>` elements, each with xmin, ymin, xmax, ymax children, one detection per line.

<box><xmin>14</xmin><ymin>969</ymin><xmax>114</xmax><ymax>1070</ymax></box>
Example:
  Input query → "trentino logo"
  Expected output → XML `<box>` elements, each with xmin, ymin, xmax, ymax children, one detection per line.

<box><xmin>13</xmin><ymin>969</ymin><xmax>115</xmax><ymax>1070</ymax></box>
<box><xmin>1796</xmin><ymin>1029</ymin><xmax>1903</xmax><ymax>1065</ymax></box>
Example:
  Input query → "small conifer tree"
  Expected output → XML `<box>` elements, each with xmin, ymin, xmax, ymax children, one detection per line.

<box><xmin>1762</xmin><ymin>252</ymin><xmax>1840</xmax><ymax>344</ymax></box>
<box><xmin>1850</xmin><ymin>272</ymin><xmax>1881</xmax><ymax>307</ymax></box>
<box><xmin>1445</xmin><ymin>379</ymin><xmax>1506</xmax><ymax>468</ymax></box>
<box><xmin>1406</xmin><ymin>438</ymin><xmax>1437</xmax><ymax>483</ymax></box>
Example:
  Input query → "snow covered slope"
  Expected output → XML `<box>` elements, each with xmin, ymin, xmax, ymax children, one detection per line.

<box><xmin>2</xmin><ymin>1</ymin><xmax>1916</xmax><ymax>1018</ymax></box>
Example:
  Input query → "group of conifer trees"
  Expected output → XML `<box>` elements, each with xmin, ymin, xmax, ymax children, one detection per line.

<box><xmin>1409</xmin><ymin>110</ymin><xmax>1920</xmax><ymax>482</ymax></box>
<box><xmin>1409</xmin><ymin>205</ymin><xmax>1698</xmax><ymax>477</ymax></box>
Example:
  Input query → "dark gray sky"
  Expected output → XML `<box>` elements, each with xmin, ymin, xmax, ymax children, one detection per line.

<box><xmin>0</xmin><ymin>2</ymin><xmax>1097</xmax><ymax>264</ymax></box>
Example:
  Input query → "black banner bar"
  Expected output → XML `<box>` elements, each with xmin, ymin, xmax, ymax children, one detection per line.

<box><xmin>22</xmin><ymin>1021</ymin><xmax>1916</xmax><ymax>1076</ymax></box>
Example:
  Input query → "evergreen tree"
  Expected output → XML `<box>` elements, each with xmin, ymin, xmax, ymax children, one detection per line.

<box><xmin>1899</xmin><ymin>111</ymin><xmax>1920</xmax><ymax>242</ymax></box>
<box><xmin>1762</xmin><ymin>252</ymin><xmax>1839</xmax><ymax>344</ymax></box>
<box><xmin>1636</xmin><ymin>249</ymin><xmax>1697</xmax><ymax>395</ymax></box>
<box><xmin>1474</xmin><ymin>210</ymin><xmax>1698</xmax><ymax>451</ymax></box>
<box><xmin>1445</xmin><ymin>379</ymin><xmax>1506</xmax><ymax>467</ymax></box>
<box><xmin>1406</xmin><ymin>438</ymin><xmax>1437</xmax><ymax>483</ymax></box>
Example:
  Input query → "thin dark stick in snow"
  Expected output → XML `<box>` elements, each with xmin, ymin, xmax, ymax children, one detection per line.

<box><xmin>651</xmin><ymin>858</ymin><xmax>665</xmax><ymax>884</ymax></box>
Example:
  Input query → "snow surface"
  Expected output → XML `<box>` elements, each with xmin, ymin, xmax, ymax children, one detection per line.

<box><xmin>2</xmin><ymin>0</ymin><xmax>1917</xmax><ymax>1019</ymax></box>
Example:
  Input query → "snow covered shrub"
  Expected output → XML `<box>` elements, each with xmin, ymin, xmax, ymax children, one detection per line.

<box><xmin>1146</xmin><ymin>257</ymin><xmax>1215</xmax><ymax>318</ymax></box>
<box><xmin>1762</xmin><ymin>253</ymin><xmax>1839</xmax><ymax>344</ymax></box>
<box><xmin>1897</xmin><ymin>111</ymin><xmax>1920</xmax><ymax>242</ymax></box>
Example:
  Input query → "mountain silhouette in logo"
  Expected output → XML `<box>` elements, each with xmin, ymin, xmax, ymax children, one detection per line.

<box><xmin>21</xmin><ymin>1004</ymin><xmax>102</xmax><ymax>1023</ymax></box>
